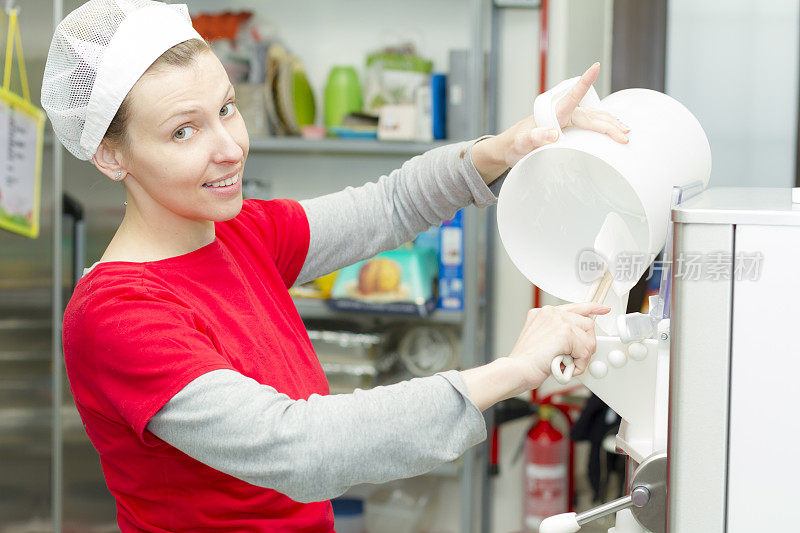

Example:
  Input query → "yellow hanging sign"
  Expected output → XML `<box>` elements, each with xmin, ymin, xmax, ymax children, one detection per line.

<box><xmin>0</xmin><ymin>8</ymin><xmax>45</xmax><ymax>238</ymax></box>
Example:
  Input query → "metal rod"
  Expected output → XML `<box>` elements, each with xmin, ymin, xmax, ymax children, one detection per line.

<box><xmin>577</xmin><ymin>494</ymin><xmax>633</xmax><ymax>525</ymax></box>
<box><xmin>576</xmin><ymin>486</ymin><xmax>650</xmax><ymax>525</ymax></box>
<box><xmin>74</xmin><ymin>219</ymin><xmax>85</xmax><ymax>286</ymax></box>
<box><xmin>461</xmin><ymin>2</ymin><xmax>487</xmax><ymax>529</ymax></box>
<box><xmin>52</xmin><ymin>2</ymin><xmax>64</xmax><ymax>530</ymax></box>
<box><xmin>480</xmin><ymin>1</ymin><xmax>501</xmax><ymax>530</ymax></box>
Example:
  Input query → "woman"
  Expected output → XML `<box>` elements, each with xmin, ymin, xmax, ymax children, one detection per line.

<box><xmin>43</xmin><ymin>1</ymin><xmax>627</xmax><ymax>531</ymax></box>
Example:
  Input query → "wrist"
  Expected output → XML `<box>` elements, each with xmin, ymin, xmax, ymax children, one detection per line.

<box><xmin>470</xmin><ymin>136</ymin><xmax>509</xmax><ymax>186</ymax></box>
<box><xmin>497</xmin><ymin>356</ymin><xmax>541</xmax><ymax>396</ymax></box>
<box><xmin>459</xmin><ymin>356</ymin><xmax>532</xmax><ymax>412</ymax></box>
<box><xmin>506</xmin><ymin>354</ymin><xmax>552</xmax><ymax>390</ymax></box>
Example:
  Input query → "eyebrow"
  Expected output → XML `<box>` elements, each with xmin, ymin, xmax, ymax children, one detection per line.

<box><xmin>159</xmin><ymin>85</ymin><xmax>235</xmax><ymax>127</ymax></box>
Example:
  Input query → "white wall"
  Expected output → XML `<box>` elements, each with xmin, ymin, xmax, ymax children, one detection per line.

<box><xmin>548</xmin><ymin>0</ymin><xmax>613</xmax><ymax>98</ymax></box>
<box><xmin>667</xmin><ymin>0</ymin><xmax>799</xmax><ymax>188</ymax></box>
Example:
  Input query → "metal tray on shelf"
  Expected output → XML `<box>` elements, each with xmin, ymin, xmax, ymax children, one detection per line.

<box><xmin>293</xmin><ymin>297</ymin><xmax>463</xmax><ymax>325</ymax></box>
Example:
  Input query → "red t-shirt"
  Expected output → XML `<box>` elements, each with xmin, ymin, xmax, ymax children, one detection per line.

<box><xmin>63</xmin><ymin>199</ymin><xmax>334</xmax><ymax>532</ymax></box>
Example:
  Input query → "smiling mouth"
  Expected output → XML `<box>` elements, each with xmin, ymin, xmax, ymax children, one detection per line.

<box><xmin>202</xmin><ymin>174</ymin><xmax>239</xmax><ymax>188</ymax></box>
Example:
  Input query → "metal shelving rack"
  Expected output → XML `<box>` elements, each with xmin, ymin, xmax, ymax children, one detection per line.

<box><xmin>240</xmin><ymin>2</ymin><xmax>495</xmax><ymax>531</ymax></box>
<box><xmin>248</xmin><ymin>136</ymin><xmax>454</xmax><ymax>156</ymax></box>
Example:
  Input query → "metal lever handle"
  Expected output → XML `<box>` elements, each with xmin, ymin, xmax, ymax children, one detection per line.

<box><xmin>540</xmin><ymin>486</ymin><xmax>651</xmax><ymax>533</ymax></box>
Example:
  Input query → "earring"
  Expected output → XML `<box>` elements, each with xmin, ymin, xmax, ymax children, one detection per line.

<box><xmin>114</xmin><ymin>170</ymin><xmax>124</xmax><ymax>181</ymax></box>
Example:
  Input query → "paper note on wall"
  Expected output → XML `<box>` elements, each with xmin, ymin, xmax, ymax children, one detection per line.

<box><xmin>0</xmin><ymin>8</ymin><xmax>45</xmax><ymax>239</ymax></box>
<box><xmin>0</xmin><ymin>95</ymin><xmax>43</xmax><ymax>238</ymax></box>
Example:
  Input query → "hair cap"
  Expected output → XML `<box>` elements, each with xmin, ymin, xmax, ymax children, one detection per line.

<box><xmin>41</xmin><ymin>0</ymin><xmax>204</xmax><ymax>160</ymax></box>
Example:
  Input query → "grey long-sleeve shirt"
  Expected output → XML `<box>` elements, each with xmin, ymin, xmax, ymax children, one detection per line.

<box><xmin>146</xmin><ymin>139</ymin><xmax>506</xmax><ymax>503</ymax></box>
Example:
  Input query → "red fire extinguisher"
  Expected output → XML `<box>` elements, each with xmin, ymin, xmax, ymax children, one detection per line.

<box><xmin>523</xmin><ymin>404</ymin><xmax>570</xmax><ymax>533</ymax></box>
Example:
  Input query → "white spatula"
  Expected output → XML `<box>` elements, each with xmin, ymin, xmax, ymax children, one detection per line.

<box><xmin>551</xmin><ymin>212</ymin><xmax>638</xmax><ymax>384</ymax></box>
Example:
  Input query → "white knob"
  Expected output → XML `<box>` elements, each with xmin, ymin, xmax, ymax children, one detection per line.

<box><xmin>628</xmin><ymin>342</ymin><xmax>647</xmax><ymax>361</ymax></box>
<box><xmin>589</xmin><ymin>360</ymin><xmax>608</xmax><ymax>379</ymax></box>
<box><xmin>540</xmin><ymin>512</ymin><xmax>581</xmax><ymax>533</ymax></box>
<box><xmin>608</xmin><ymin>349</ymin><xmax>627</xmax><ymax>368</ymax></box>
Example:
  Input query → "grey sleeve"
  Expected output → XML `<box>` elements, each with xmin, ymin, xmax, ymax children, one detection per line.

<box><xmin>146</xmin><ymin>368</ymin><xmax>486</xmax><ymax>503</ymax></box>
<box><xmin>295</xmin><ymin>137</ymin><xmax>508</xmax><ymax>285</ymax></box>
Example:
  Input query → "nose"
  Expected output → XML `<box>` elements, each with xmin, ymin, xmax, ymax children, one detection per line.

<box><xmin>210</xmin><ymin>121</ymin><xmax>245</xmax><ymax>164</ymax></box>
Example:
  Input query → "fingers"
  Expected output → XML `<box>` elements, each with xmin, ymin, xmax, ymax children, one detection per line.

<box><xmin>572</xmin><ymin>62</ymin><xmax>600</xmax><ymax>102</ymax></box>
<box><xmin>577</xmin><ymin>325</ymin><xmax>597</xmax><ymax>356</ymax></box>
<box><xmin>595</xmin><ymin>115</ymin><xmax>630</xmax><ymax>143</ymax></box>
<box><xmin>512</xmin><ymin>303</ymin><xmax>601</xmax><ymax>385</ymax></box>
<box><xmin>587</xmin><ymin>109</ymin><xmax>629</xmax><ymax>133</ymax></box>
<box><xmin>569</xmin><ymin>313</ymin><xmax>594</xmax><ymax>332</ymax></box>
<box><xmin>548</xmin><ymin>306</ymin><xmax>594</xmax><ymax>331</ymax></box>
<box><xmin>572</xmin><ymin>107</ymin><xmax>631</xmax><ymax>144</ymax></box>
<box><xmin>568</xmin><ymin>326</ymin><xmax>591</xmax><ymax>374</ymax></box>
<box><xmin>572</xmin><ymin>108</ymin><xmax>629</xmax><ymax>144</ymax></box>
<box><xmin>556</xmin><ymin>62</ymin><xmax>600</xmax><ymax>125</ymax></box>
<box><xmin>607</xmin><ymin>114</ymin><xmax>630</xmax><ymax>133</ymax></box>
<box><xmin>598</xmin><ymin>120</ymin><xmax>629</xmax><ymax>144</ymax></box>
<box><xmin>507</xmin><ymin>126</ymin><xmax>559</xmax><ymax>163</ymax></box>
<box><xmin>569</xmin><ymin>325</ymin><xmax>597</xmax><ymax>375</ymax></box>
<box><xmin>528</xmin><ymin>127</ymin><xmax>560</xmax><ymax>148</ymax></box>
<box><xmin>559</xmin><ymin>302</ymin><xmax>611</xmax><ymax>317</ymax></box>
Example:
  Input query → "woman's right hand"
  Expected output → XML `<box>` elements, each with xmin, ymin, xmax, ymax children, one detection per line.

<box><xmin>508</xmin><ymin>303</ymin><xmax>610</xmax><ymax>389</ymax></box>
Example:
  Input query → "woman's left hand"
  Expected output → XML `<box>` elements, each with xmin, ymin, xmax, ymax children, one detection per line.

<box><xmin>471</xmin><ymin>63</ymin><xmax>631</xmax><ymax>184</ymax></box>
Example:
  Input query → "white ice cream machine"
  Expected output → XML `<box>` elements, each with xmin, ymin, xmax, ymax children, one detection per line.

<box><xmin>540</xmin><ymin>187</ymin><xmax>800</xmax><ymax>532</ymax></box>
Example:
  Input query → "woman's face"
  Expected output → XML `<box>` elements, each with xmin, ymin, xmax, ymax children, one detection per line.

<box><xmin>119</xmin><ymin>50</ymin><xmax>249</xmax><ymax>223</ymax></box>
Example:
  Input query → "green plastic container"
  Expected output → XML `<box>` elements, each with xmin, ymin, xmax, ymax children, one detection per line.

<box><xmin>324</xmin><ymin>66</ymin><xmax>363</xmax><ymax>129</ymax></box>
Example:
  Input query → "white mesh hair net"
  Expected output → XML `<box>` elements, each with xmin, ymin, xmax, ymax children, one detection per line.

<box><xmin>41</xmin><ymin>0</ymin><xmax>204</xmax><ymax>160</ymax></box>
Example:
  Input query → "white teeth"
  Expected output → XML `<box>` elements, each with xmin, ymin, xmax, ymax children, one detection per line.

<box><xmin>204</xmin><ymin>174</ymin><xmax>239</xmax><ymax>188</ymax></box>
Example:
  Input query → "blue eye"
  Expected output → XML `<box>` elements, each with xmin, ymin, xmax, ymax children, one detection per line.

<box><xmin>220</xmin><ymin>102</ymin><xmax>235</xmax><ymax>117</ymax></box>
